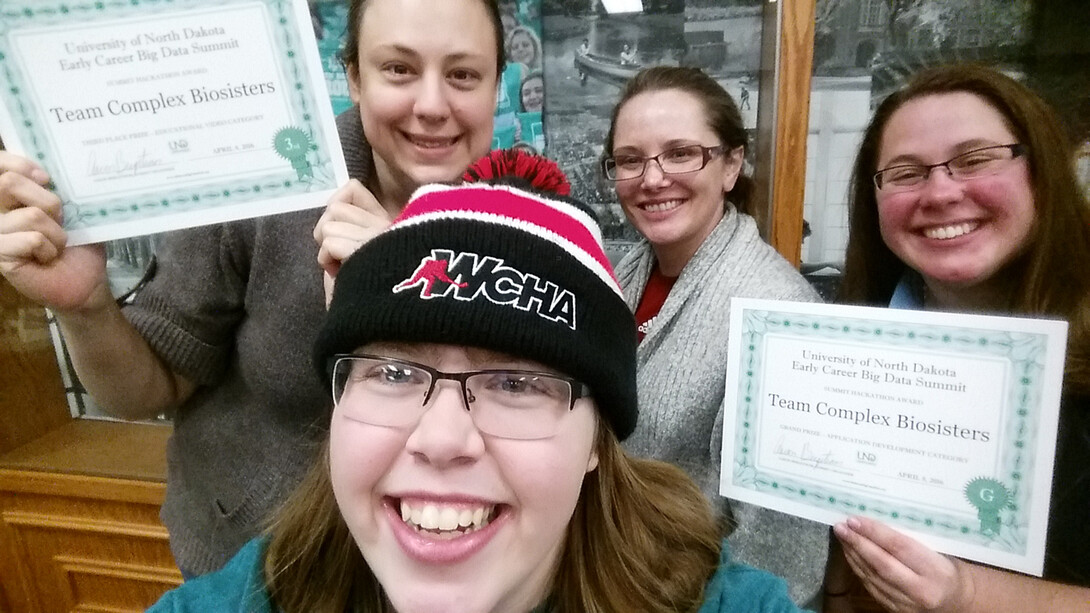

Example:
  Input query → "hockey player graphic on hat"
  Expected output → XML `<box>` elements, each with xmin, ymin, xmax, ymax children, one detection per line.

<box><xmin>392</xmin><ymin>256</ymin><xmax>468</xmax><ymax>297</ymax></box>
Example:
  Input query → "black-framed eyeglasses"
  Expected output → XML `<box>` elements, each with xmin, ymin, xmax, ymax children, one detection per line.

<box><xmin>873</xmin><ymin>143</ymin><xmax>1025</xmax><ymax>192</ymax></box>
<box><xmin>329</xmin><ymin>354</ymin><xmax>591</xmax><ymax>440</ymax></box>
<box><xmin>602</xmin><ymin>144</ymin><xmax>725</xmax><ymax>181</ymax></box>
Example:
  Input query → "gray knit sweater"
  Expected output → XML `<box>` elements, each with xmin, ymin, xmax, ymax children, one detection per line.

<box><xmin>616</xmin><ymin>207</ymin><xmax>829</xmax><ymax>606</ymax></box>
<box><xmin>123</xmin><ymin>109</ymin><xmax>372</xmax><ymax>575</ymax></box>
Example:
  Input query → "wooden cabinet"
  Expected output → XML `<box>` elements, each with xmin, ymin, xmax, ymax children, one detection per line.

<box><xmin>1</xmin><ymin>281</ymin><xmax>181</xmax><ymax>612</ymax></box>
<box><xmin>0</xmin><ymin>424</ymin><xmax>181</xmax><ymax>613</ymax></box>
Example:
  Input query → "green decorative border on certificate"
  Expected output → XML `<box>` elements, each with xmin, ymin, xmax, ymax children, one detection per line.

<box><xmin>731</xmin><ymin>309</ymin><xmax>1050</xmax><ymax>555</ymax></box>
<box><xmin>0</xmin><ymin>0</ymin><xmax>339</xmax><ymax>230</ymax></box>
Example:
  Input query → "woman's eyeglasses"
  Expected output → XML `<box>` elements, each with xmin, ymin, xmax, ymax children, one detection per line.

<box><xmin>873</xmin><ymin>143</ymin><xmax>1025</xmax><ymax>192</ymax></box>
<box><xmin>602</xmin><ymin>144</ymin><xmax>724</xmax><ymax>181</ymax></box>
<box><xmin>329</xmin><ymin>354</ymin><xmax>591</xmax><ymax>440</ymax></box>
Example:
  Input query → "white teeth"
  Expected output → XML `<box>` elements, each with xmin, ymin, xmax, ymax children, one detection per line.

<box><xmin>409</xmin><ymin>136</ymin><xmax>455</xmax><ymax>149</ymax></box>
<box><xmin>420</xmin><ymin>505</ymin><xmax>440</xmax><ymax>530</ymax></box>
<box><xmin>642</xmin><ymin>200</ymin><xmax>681</xmax><ymax>213</ymax></box>
<box><xmin>399</xmin><ymin>501</ymin><xmax>495</xmax><ymax>536</ymax></box>
<box><xmin>923</xmin><ymin>222</ymin><xmax>977</xmax><ymax>240</ymax></box>
<box><xmin>438</xmin><ymin>507</ymin><xmax>459</xmax><ymax>531</ymax></box>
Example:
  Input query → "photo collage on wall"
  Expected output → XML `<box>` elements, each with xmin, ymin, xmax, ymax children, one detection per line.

<box><xmin>495</xmin><ymin>0</ymin><xmax>547</xmax><ymax>152</ymax></box>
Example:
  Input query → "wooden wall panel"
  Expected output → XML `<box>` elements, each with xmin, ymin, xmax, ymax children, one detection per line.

<box><xmin>769</xmin><ymin>0</ymin><xmax>817</xmax><ymax>266</ymax></box>
<box><xmin>0</xmin><ymin>471</ymin><xmax>180</xmax><ymax>613</ymax></box>
<box><xmin>60</xmin><ymin>557</ymin><xmax>181</xmax><ymax>610</ymax></box>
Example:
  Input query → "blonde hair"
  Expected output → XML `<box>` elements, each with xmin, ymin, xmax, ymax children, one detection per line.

<box><xmin>264</xmin><ymin>426</ymin><xmax>721</xmax><ymax>612</ymax></box>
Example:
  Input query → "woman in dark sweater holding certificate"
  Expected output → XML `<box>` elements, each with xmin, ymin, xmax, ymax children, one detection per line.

<box><xmin>833</xmin><ymin>63</ymin><xmax>1090</xmax><ymax>612</ymax></box>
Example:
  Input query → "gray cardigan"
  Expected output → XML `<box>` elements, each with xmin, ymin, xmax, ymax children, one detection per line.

<box><xmin>616</xmin><ymin>207</ymin><xmax>829</xmax><ymax>606</ymax></box>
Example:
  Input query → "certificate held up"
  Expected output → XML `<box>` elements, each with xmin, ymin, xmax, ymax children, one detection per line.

<box><xmin>0</xmin><ymin>0</ymin><xmax>349</xmax><ymax>245</ymax></box>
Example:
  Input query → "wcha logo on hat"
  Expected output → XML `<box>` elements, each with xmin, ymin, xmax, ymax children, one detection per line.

<box><xmin>392</xmin><ymin>249</ymin><xmax>577</xmax><ymax>330</ymax></box>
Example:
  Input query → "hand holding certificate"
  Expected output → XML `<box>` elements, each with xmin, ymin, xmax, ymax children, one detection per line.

<box><xmin>720</xmin><ymin>299</ymin><xmax>1068</xmax><ymax>576</ymax></box>
<box><xmin>0</xmin><ymin>0</ymin><xmax>348</xmax><ymax>245</ymax></box>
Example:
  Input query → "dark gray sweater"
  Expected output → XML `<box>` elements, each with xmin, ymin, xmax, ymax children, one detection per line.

<box><xmin>123</xmin><ymin>110</ymin><xmax>372</xmax><ymax>575</ymax></box>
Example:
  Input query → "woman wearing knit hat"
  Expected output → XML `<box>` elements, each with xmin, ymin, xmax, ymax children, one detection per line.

<box><xmin>146</xmin><ymin>152</ymin><xmax>812</xmax><ymax>613</ymax></box>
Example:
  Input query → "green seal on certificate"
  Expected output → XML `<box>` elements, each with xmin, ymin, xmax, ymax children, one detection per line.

<box><xmin>273</xmin><ymin>127</ymin><xmax>315</xmax><ymax>179</ymax></box>
<box><xmin>964</xmin><ymin>477</ymin><xmax>1012</xmax><ymax>536</ymax></box>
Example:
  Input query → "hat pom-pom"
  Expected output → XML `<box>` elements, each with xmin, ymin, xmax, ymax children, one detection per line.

<box><xmin>463</xmin><ymin>149</ymin><xmax>571</xmax><ymax>196</ymax></box>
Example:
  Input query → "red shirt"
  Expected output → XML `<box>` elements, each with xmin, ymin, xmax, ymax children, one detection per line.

<box><xmin>633</xmin><ymin>266</ymin><xmax>677</xmax><ymax>342</ymax></box>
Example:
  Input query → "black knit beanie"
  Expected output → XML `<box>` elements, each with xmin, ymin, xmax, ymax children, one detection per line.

<box><xmin>313</xmin><ymin>153</ymin><xmax>638</xmax><ymax>440</ymax></box>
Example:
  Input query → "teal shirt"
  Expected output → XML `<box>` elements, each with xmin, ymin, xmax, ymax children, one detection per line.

<box><xmin>148</xmin><ymin>538</ymin><xmax>269</xmax><ymax>613</ymax></box>
<box><xmin>516</xmin><ymin>111</ymin><xmax>545</xmax><ymax>152</ymax></box>
<box><xmin>150</xmin><ymin>538</ymin><xmax>809</xmax><ymax>613</ymax></box>
<box><xmin>698</xmin><ymin>541</ymin><xmax>813</xmax><ymax>613</ymax></box>
<box><xmin>492</xmin><ymin>62</ymin><xmax>524</xmax><ymax>149</ymax></box>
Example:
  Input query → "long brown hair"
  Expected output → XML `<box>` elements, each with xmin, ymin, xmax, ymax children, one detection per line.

<box><xmin>264</xmin><ymin>424</ymin><xmax>721</xmax><ymax>613</ymax></box>
<box><xmin>603</xmin><ymin>66</ymin><xmax>753</xmax><ymax>216</ymax></box>
<box><xmin>839</xmin><ymin>63</ymin><xmax>1090</xmax><ymax>393</ymax></box>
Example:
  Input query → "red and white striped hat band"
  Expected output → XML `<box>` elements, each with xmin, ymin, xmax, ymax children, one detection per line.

<box><xmin>390</xmin><ymin>182</ymin><xmax>622</xmax><ymax>298</ymax></box>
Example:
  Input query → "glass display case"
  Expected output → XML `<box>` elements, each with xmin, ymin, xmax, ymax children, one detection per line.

<box><xmin>9</xmin><ymin>1</ymin><xmax>1089</xmax><ymax>609</ymax></box>
<box><xmin>47</xmin><ymin>236</ymin><xmax>161</xmax><ymax>420</ymax></box>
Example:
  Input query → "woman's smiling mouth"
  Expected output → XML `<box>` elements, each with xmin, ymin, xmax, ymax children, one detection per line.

<box><xmin>922</xmin><ymin>221</ymin><xmax>979</xmax><ymax>240</ymax></box>
<box><xmin>385</xmin><ymin>496</ymin><xmax>508</xmax><ymax>563</ymax></box>
<box><xmin>399</xmin><ymin>499</ymin><xmax>497</xmax><ymax>539</ymax></box>
<box><xmin>639</xmin><ymin>199</ymin><xmax>683</xmax><ymax>213</ymax></box>
<box><xmin>404</xmin><ymin>133</ymin><xmax>459</xmax><ymax>150</ymax></box>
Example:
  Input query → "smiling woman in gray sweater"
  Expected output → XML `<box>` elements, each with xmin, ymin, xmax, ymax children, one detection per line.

<box><xmin>602</xmin><ymin>66</ymin><xmax>828</xmax><ymax>607</ymax></box>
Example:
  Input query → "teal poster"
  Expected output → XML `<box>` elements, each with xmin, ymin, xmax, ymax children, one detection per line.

<box><xmin>308</xmin><ymin>0</ymin><xmax>353</xmax><ymax>116</ymax></box>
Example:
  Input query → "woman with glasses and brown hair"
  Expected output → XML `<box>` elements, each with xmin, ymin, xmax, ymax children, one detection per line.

<box><xmin>601</xmin><ymin>66</ymin><xmax>827</xmax><ymax>607</ymax></box>
<box><xmin>147</xmin><ymin>154</ymin><xmax>814</xmax><ymax>613</ymax></box>
<box><xmin>831</xmin><ymin>63</ymin><xmax>1090</xmax><ymax>611</ymax></box>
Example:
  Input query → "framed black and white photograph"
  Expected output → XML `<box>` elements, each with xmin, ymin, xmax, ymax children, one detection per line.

<box><xmin>542</xmin><ymin>0</ymin><xmax>765</xmax><ymax>242</ymax></box>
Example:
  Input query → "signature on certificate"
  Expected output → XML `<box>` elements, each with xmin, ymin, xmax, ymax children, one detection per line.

<box><xmin>87</xmin><ymin>148</ymin><xmax>167</xmax><ymax>178</ymax></box>
<box><xmin>774</xmin><ymin>435</ymin><xmax>843</xmax><ymax>468</ymax></box>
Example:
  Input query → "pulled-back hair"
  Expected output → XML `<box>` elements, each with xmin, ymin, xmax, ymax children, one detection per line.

<box><xmin>263</xmin><ymin>423</ymin><xmax>721</xmax><ymax>613</ymax></box>
<box><xmin>340</xmin><ymin>0</ymin><xmax>506</xmax><ymax>81</ymax></box>
<box><xmin>604</xmin><ymin>66</ymin><xmax>753</xmax><ymax>216</ymax></box>
<box><xmin>839</xmin><ymin>63</ymin><xmax>1090</xmax><ymax>392</ymax></box>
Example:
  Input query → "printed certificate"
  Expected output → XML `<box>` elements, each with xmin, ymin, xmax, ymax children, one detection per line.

<box><xmin>720</xmin><ymin>299</ymin><xmax>1068</xmax><ymax>575</ymax></box>
<box><xmin>0</xmin><ymin>0</ymin><xmax>348</xmax><ymax>245</ymax></box>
